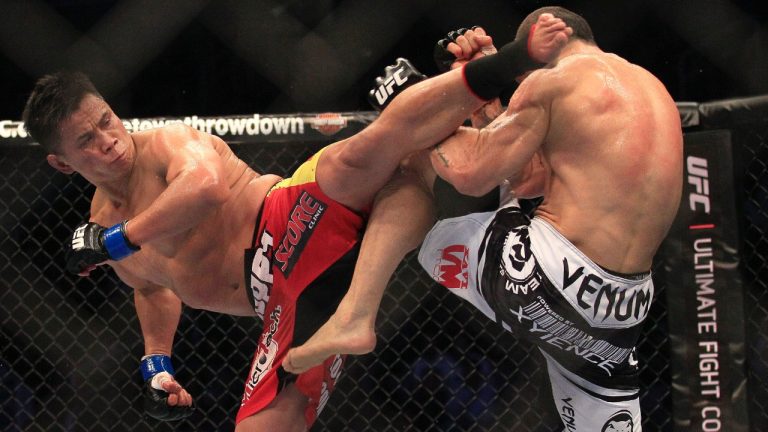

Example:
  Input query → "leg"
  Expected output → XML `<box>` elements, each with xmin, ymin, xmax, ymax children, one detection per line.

<box><xmin>235</xmin><ymin>383</ymin><xmax>309</xmax><ymax>432</ymax></box>
<box><xmin>316</xmin><ymin>67</ymin><xmax>485</xmax><ymax>211</ymax></box>
<box><xmin>284</xmin><ymin>158</ymin><xmax>436</xmax><ymax>373</ymax></box>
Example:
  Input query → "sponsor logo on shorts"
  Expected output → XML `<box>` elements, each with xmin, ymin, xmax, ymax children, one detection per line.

<box><xmin>310</xmin><ymin>113</ymin><xmax>347</xmax><ymax>136</ymax></box>
<box><xmin>434</xmin><ymin>244</ymin><xmax>469</xmax><ymax>289</ymax></box>
<box><xmin>242</xmin><ymin>306</ymin><xmax>282</xmax><ymax>404</ymax></box>
<box><xmin>316</xmin><ymin>354</ymin><xmax>344</xmax><ymax>417</ymax></box>
<box><xmin>274</xmin><ymin>191</ymin><xmax>326</xmax><ymax>276</ymax></box>
<box><xmin>249</xmin><ymin>229</ymin><xmax>274</xmax><ymax>318</ymax></box>
<box><xmin>601</xmin><ymin>410</ymin><xmax>634</xmax><ymax>432</ymax></box>
<box><xmin>561</xmin><ymin>258</ymin><xmax>653</xmax><ymax>327</ymax></box>
<box><xmin>560</xmin><ymin>397</ymin><xmax>577</xmax><ymax>431</ymax></box>
<box><xmin>500</xmin><ymin>226</ymin><xmax>540</xmax><ymax>294</ymax></box>
<box><xmin>508</xmin><ymin>298</ymin><xmax>632</xmax><ymax>376</ymax></box>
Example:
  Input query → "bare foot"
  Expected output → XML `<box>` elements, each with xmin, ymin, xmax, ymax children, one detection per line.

<box><xmin>529</xmin><ymin>13</ymin><xmax>573</xmax><ymax>63</ymax></box>
<box><xmin>283</xmin><ymin>312</ymin><xmax>377</xmax><ymax>374</ymax></box>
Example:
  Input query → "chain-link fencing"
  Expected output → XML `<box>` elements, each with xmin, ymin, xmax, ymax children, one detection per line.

<box><xmin>0</xmin><ymin>104</ymin><xmax>765</xmax><ymax>431</ymax></box>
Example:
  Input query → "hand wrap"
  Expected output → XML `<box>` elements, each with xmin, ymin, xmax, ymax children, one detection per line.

<box><xmin>140</xmin><ymin>354</ymin><xmax>193</xmax><ymax>421</ymax></box>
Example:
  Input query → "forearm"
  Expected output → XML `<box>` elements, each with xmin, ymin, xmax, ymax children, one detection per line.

<box><xmin>126</xmin><ymin>170</ymin><xmax>229</xmax><ymax>246</ymax></box>
<box><xmin>135</xmin><ymin>287</ymin><xmax>182</xmax><ymax>356</ymax></box>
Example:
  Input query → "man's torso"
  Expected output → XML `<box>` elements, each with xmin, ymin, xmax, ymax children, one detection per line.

<box><xmin>92</xmin><ymin>127</ymin><xmax>280</xmax><ymax>315</ymax></box>
<box><xmin>526</xmin><ymin>49</ymin><xmax>683</xmax><ymax>273</ymax></box>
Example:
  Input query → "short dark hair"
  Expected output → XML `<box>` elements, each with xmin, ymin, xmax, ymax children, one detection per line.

<box><xmin>22</xmin><ymin>71</ymin><xmax>103</xmax><ymax>153</ymax></box>
<box><xmin>516</xmin><ymin>6</ymin><xmax>595</xmax><ymax>45</ymax></box>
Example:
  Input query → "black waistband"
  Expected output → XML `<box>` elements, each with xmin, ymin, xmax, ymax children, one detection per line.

<box><xmin>597</xmin><ymin>265</ymin><xmax>650</xmax><ymax>281</ymax></box>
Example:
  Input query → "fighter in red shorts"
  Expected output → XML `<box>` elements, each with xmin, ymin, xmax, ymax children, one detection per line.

<box><xmin>25</xmin><ymin>13</ymin><xmax>570</xmax><ymax>430</ymax></box>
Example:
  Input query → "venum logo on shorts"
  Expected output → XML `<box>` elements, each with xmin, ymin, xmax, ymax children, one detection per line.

<box><xmin>274</xmin><ymin>191</ymin><xmax>326</xmax><ymax>276</ymax></box>
<box><xmin>500</xmin><ymin>226</ymin><xmax>540</xmax><ymax>294</ymax></box>
<box><xmin>560</xmin><ymin>397</ymin><xmax>577</xmax><ymax>431</ymax></box>
<box><xmin>434</xmin><ymin>244</ymin><xmax>469</xmax><ymax>289</ymax></box>
<box><xmin>249</xmin><ymin>229</ymin><xmax>274</xmax><ymax>319</ymax></box>
<box><xmin>562</xmin><ymin>258</ymin><xmax>653</xmax><ymax>327</ymax></box>
<box><xmin>242</xmin><ymin>305</ymin><xmax>282</xmax><ymax>404</ymax></box>
<box><xmin>601</xmin><ymin>410</ymin><xmax>634</xmax><ymax>432</ymax></box>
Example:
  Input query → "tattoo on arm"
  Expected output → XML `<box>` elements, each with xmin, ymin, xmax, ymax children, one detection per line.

<box><xmin>434</xmin><ymin>143</ymin><xmax>450</xmax><ymax>167</ymax></box>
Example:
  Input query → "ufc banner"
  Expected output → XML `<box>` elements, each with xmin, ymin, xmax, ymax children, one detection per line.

<box><xmin>660</xmin><ymin>130</ymin><xmax>749</xmax><ymax>431</ymax></box>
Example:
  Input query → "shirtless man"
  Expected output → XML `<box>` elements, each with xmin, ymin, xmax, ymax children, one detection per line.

<box><xmin>21</xmin><ymin>14</ymin><xmax>570</xmax><ymax>431</ymax></box>
<box><xmin>285</xmin><ymin>7</ymin><xmax>683</xmax><ymax>430</ymax></box>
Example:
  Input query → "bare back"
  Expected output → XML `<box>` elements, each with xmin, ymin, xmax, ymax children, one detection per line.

<box><xmin>535</xmin><ymin>49</ymin><xmax>683</xmax><ymax>272</ymax></box>
<box><xmin>91</xmin><ymin>125</ymin><xmax>280</xmax><ymax>315</ymax></box>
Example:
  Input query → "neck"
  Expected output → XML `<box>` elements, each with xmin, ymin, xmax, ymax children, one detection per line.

<box><xmin>555</xmin><ymin>40</ymin><xmax>602</xmax><ymax>61</ymax></box>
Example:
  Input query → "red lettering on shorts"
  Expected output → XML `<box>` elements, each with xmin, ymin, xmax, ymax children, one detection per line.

<box><xmin>274</xmin><ymin>191</ymin><xmax>326</xmax><ymax>276</ymax></box>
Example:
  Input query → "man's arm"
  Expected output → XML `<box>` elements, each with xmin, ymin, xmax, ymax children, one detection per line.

<box><xmin>431</xmin><ymin>71</ymin><xmax>552</xmax><ymax>197</ymax></box>
<box><xmin>124</xmin><ymin>127</ymin><xmax>231</xmax><ymax>246</ymax></box>
<box><xmin>115</xmin><ymin>267</ymin><xmax>193</xmax><ymax>419</ymax></box>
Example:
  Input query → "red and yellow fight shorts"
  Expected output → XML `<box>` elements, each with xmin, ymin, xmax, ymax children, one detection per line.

<box><xmin>236</xmin><ymin>147</ymin><xmax>368</xmax><ymax>427</ymax></box>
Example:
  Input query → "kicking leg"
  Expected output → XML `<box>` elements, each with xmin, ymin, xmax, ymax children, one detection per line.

<box><xmin>284</xmin><ymin>159</ymin><xmax>436</xmax><ymax>373</ymax></box>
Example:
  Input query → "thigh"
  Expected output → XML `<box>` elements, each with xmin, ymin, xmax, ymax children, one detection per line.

<box><xmin>315</xmin><ymin>128</ymin><xmax>409</xmax><ymax>211</ymax></box>
<box><xmin>235</xmin><ymin>383</ymin><xmax>308</xmax><ymax>432</ymax></box>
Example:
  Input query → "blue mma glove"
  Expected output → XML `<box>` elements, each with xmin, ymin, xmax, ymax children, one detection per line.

<box><xmin>66</xmin><ymin>221</ymin><xmax>139</xmax><ymax>274</ymax></box>
<box><xmin>367</xmin><ymin>58</ymin><xmax>427</xmax><ymax>111</ymax></box>
<box><xmin>141</xmin><ymin>354</ymin><xmax>193</xmax><ymax>421</ymax></box>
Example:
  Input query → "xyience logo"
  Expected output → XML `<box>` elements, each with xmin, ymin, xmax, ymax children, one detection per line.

<box><xmin>601</xmin><ymin>410</ymin><xmax>634</xmax><ymax>432</ymax></box>
<box><xmin>434</xmin><ymin>244</ymin><xmax>469</xmax><ymax>289</ymax></box>
<box><xmin>274</xmin><ymin>191</ymin><xmax>326</xmax><ymax>276</ymax></box>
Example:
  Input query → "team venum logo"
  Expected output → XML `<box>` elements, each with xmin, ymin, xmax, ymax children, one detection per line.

<box><xmin>500</xmin><ymin>225</ymin><xmax>539</xmax><ymax>294</ymax></box>
<box><xmin>274</xmin><ymin>191</ymin><xmax>326</xmax><ymax>276</ymax></box>
<box><xmin>602</xmin><ymin>410</ymin><xmax>634</xmax><ymax>432</ymax></box>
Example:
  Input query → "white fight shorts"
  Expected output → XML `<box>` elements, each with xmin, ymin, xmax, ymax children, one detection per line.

<box><xmin>418</xmin><ymin>200</ymin><xmax>652</xmax><ymax>432</ymax></box>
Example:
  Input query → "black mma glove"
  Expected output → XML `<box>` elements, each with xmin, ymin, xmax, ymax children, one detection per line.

<box><xmin>433</xmin><ymin>26</ymin><xmax>485</xmax><ymax>73</ymax></box>
<box><xmin>66</xmin><ymin>221</ymin><xmax>139</xmax><ymax>274</ymax></box>
<box><xmin>141</xmin><ymin>354</ymin><xmax>193</xmax><ymax>421</ymax></box>
<box><xmin>367</xmin><ymin>58</ymin><xmax>426</xmax><ymax>111</ymax></box>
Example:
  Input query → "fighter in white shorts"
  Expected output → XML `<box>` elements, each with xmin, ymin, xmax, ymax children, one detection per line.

<box><xmin>418</xmin><ymin>197</ymin><xmax>651</xmax><ymax>432</ymax></box>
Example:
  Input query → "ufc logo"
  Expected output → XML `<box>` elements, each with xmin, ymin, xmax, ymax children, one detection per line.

<box><xmin>72</xmin><ymin>225</ymin><xmax>86</xmax><ymax>250</ymax></box>
<box><xmin>687</xmin><ymin>156</ymin><xmax>710</xmax><ymax>213</ymax></box>
<box><xmin>373</xmin><ymin>67</ymin><xmax>408</xmax><ymax>105</ymax></box>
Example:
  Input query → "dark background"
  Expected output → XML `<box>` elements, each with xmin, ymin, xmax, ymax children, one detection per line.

<box><xmin>0</xmin><ymin>0</ymin><xmax>767</xmax><ymax>121</ymax></box>
<box><xmin>2</xmin><ymin>1</ymin><xmax>768</xmax><ymax>431</ymax></box>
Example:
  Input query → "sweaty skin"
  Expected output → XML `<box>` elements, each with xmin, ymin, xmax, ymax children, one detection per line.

<box><xmin>432</xmin><ymin>42</ymin><xmax>683</xmax><ymax>273</ymax></box>
<box><xmin>283</xmin><ymin>14</ymin><xmax>576</xmax><ymax>374</ymax></box>
<box><xmin>47</xmin><ymin>45</ymin><xmax>491</xmax><ymax>429</ymax></box>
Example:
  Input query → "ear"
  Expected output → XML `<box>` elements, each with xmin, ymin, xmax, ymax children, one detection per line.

<box><xmin>47</xmin><ymin>154</ymin><xmax>75</xmax><ymax>174</ymax></box>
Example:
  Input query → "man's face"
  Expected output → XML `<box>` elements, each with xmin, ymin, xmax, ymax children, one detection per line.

<box><xmin>47</xmin><ymin>94</ymin><xmax>134</xmax><ymax>183</ymax></box>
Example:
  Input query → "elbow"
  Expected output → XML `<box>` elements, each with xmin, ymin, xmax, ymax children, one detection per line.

<box><xmin>192</xmin><ymin>167</ymin><xmax>231</xmax><ymax>206</ymax></box>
